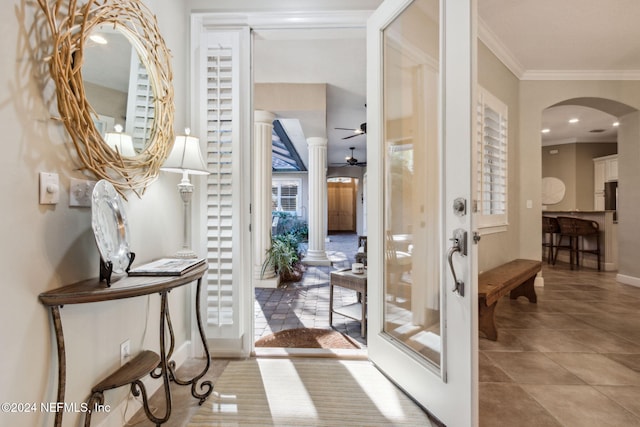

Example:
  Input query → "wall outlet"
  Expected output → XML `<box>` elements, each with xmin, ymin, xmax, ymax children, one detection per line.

<box><xmin>69</xmin><ymin>178</ymin><xmax>96</xmax><ymax>207</ymax></box>
<box><xmin>120</xmin><ymin>340</ymin><xmax>131</xmax><ymax>366</ymax></box>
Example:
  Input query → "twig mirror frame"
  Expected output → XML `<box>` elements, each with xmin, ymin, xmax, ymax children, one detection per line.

<box><xmin>38</xmin><ymin>0</ymin><xmax>174</xmax><ymax>197</ymax></box>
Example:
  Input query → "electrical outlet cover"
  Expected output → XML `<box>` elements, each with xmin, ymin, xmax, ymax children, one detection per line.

<box><xmin>69</xmin><ymin>178</ymin><xmax>97</xmax><ymax>207</ymax></box>
<box><xmin>120</xmin><ymin>340</ymin><xmax>131</xmax><ymax>366</ymax></box>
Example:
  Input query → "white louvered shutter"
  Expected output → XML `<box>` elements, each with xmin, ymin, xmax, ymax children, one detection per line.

<box><xmin>475</xmin><ymin>88</ymin><xmax>508</xmax><ymax>228</ymax></box>
<box><xmin>126</xmin><ymin>49</ymin><xmax>154</xmax><ymax>151</ymax></box>
<box><xmin>194</xmin><ymin>24</ymin><xmax>250</xmax><ymax>353</ymax></box>
<box><xmin>205</xmin><ymin>36</ymin><xmax>236</xmax><ymax>328</ymax></box>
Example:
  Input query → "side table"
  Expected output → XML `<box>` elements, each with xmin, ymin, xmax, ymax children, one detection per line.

<box><xmin>329</xmin><ymin>268</ymin><xmax>367</xmax><ymax>337</ymax></box>
<box><xmin>38</xmin><ymin>263</ymin><xmax>212</xmax><ymax>427</ymax></box>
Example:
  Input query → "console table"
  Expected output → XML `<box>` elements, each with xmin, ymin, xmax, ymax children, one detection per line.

<box><xmin>38</xmin><ymin>262</ymin><xmax>212</xmax><ymax>427</ymax></box>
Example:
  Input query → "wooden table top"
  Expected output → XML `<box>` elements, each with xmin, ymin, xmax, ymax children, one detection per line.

<box><xmin>39</xmin><ymin>263</ymin><xmax>208</xmax><ymax>306</ymax></box>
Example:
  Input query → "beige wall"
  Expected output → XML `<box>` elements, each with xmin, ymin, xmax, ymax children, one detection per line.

<box><xmin>617</xmin><ymin>111</ymin><xmax>640</xmax><ymax>280</ymax></box>
<box><xmin>541</xmin><ymin>143</ymin><xmax>577</xmax><ymax>210</ymax></box>
<box><xmin>477</xmin><ymin>42</ymin><xmax>521</xmax><ymax>271</ymax></box>
<box><xmin>0</xmin><ymin>1</ymin><xmax>189</xmax><ymax>426</ymax></box>
<box><xmin>542</xmin><ymin>142</ymin><xmax>617</xmax><ymax>211</ymax></box>
<box><xmin>84</xmin><ymin>82</ymin><xmax>128</xmax><ymax>126</ymax></box>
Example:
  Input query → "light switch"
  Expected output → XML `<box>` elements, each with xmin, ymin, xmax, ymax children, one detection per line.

<box><xmin>526</xmin><ymin>200</ymin><xmax>533</xmax><ymax>209</ymax></box>
<box><xmin>39</xmin><ymin>172</ymin><xmax>60</xmax><ymax>205</ymax></box>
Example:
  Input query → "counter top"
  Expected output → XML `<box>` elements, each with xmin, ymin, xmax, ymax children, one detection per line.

<box><xmin>543</xmin><ymin>210</ymin><xmax>612</xmax><ymax>214</ymax></box>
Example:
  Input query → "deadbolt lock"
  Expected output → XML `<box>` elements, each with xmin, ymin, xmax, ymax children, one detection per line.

<box><xmin>453</xmin><ymin>198</ymin><xmax>467</xmax><ymax>216</ymax></box>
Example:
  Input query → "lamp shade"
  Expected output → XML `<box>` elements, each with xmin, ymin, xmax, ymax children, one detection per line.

<box><xmin>104</xmin><ymin>129</ymin><xmax>136</xmax><ymax>157</ymax></box>
<box><xmin>161</xmin><ymin>133</ymin><xmax>209</xmax><ymax>175</ymax></box>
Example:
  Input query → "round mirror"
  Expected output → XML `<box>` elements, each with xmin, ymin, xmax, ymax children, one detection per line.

<box><xmin>83</xmin><ymin>23</ymin><xmax>156</xmax><ymax>155</ymax></box>
<box><xmin>38</xmin><ymin>0</ymin><xmax>174</xmax><ymax>196</ymax></box>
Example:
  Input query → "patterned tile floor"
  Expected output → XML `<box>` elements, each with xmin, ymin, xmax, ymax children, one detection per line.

<box><xmin>254</xmin><ymin>233</ymin><xmax>368</xmax><ymax>347</ymax></box>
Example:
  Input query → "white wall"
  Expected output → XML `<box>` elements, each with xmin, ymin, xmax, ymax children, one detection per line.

<box><xmin>0</xmin><ymin>1</ymin><xmax>189</xmax><ymax>426</ymax></box>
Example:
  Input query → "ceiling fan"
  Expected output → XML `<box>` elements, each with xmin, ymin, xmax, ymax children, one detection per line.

<box><xmin>339</xmin><ymin>146</ymin><xmax>367</xmax><ymax>167</ymax></box>
<box><xmin>335</xmin><ymin>122</ymin><xmax>367</xmax><ymax>140</ymax></box>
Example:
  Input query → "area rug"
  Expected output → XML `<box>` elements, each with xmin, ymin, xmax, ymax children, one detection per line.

<box><xmin>187</xmin><ymin>358</ymin><xmax>435</xmax><ymax>426</ymax></box>
<box><xmin>254</xmin><ymin>328</ymin><xmax>361</xmax><ymax>349</ymax></box>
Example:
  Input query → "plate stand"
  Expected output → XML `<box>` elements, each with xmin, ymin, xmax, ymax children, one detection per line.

<box><xmin>99</xmin><ymin>252</ymin><xmax>135</xmax><ymax>286</ymax></box>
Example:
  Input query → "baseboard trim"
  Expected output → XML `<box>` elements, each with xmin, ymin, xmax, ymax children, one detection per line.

<box><xmin>616</xmin><ymin>273</ymin><xmax>640</xmax><ymax>288</ymax></box>
<box><xmin>94</xmin><ymin>341</ymin><xmax>192</xmax><ymax>427</ymax></box>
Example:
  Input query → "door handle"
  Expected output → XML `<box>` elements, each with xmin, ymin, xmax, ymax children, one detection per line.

<box><xmin>448</xmin><ymin>229</ymin><xmax>467</xmax><ymax>296</ymax></box>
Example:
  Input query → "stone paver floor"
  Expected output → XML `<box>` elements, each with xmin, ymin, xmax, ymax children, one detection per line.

<box><xmin>254</xmin><ymin>233</ymin><xmax>367</xmax><ymax>347</ymax></box>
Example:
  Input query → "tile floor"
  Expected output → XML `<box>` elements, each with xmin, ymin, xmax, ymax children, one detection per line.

<box><xmin>480</xmin><ymin>262</ymin><xmax>640</xmax><ymax>426</ymax></box>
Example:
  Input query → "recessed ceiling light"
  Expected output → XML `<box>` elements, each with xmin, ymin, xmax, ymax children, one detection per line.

<box><xmin>613</xmin><ymin>122</ymin><xmax>620</xmax><ymax>127</ymax></box>
<box><xmin>89</xmin><ymin>34</ymin><xmax>108</xmax><ymax>45</ymax></box>
<box><xmin>568</xmin><ymin>118</ymin><xmax>579</xmax><ymax>123</ymax></box>
<box><xmin>541</xmin><ymin>128</ymin><xmax>550</xmax><ymax>134</ymax></box>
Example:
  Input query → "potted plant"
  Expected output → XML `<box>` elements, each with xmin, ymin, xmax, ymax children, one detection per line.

<box><xmin>262</xmin><ymin>233</ymin><xmax>304</xmax><ymax>283</ymax></box>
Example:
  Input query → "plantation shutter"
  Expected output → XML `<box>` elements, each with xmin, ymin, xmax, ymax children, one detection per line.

<box><xmin>271</xmin><ymin>180</ymin><xmax>301</xmax><ymax>214</ymax></box>
<box><xmin>126</xmin><ymin>49</ymin><xmax>154</xmax><ymax>151</ymax></box>
<box><xmin>475</xmin><ymin>87</ymin><xmax>508</xmax><ymax>228</ymax></box>
<box><xmin>205</xmin><ymin>33</ymin><xmax>237</xmax><ymax>328</ymax></box>
<box><xmin>280</xmin><ymin>184</ymin><xmax>298</xmax><ymax>212</ymax></box>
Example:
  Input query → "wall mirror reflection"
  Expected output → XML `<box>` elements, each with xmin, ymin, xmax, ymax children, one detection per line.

<box><xmin>83</xmin><ymin>23</ymin><xmax>156</xmax><ymax>155</ymax></box>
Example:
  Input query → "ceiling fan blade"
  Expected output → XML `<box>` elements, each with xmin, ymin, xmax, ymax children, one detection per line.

<box><xmin>335</xmin><ymin>127</ymin><xmax>357</xmax><ymax>131</ymax></box>
<box><xmin>342</xmin><ymin>133</ymin><xmax>362</xmax><ymax>140</ymax></box>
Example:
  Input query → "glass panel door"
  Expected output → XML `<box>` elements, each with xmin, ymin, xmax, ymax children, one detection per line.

<box><xmin>366</xmin><ymin>0</ymin><xmax>477</xmax><ymax>424</ymax></box>
<box><xmin>382</xmin><ymin>0</ymin><xmax>442</xmax><ymax>368</ymax></box>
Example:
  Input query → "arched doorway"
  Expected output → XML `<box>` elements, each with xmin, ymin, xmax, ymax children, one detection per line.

<box><xmin>540</xmin><ymin>96</ymin><xmax>637</xmax><ymax>271</ymax></box>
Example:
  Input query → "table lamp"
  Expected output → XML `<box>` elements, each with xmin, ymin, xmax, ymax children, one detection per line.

<box><xmin>104</xmin><ymin>124</ymin><xmax>136</xmax><ymax>157</ymax></box>
<box><xmin>161</xmin><ymin>128</ymin><xmax>210</xmax><ymax>258</ymax></box>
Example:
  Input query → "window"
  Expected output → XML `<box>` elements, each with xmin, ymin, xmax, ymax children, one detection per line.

<box><xmin>475</xmin><ymin>87</ymin><xmax>508</xmax><ymax>230</ymax></box>
<box><xmin>272</xmin><ymin>179</ymin><xmax>301</xmax><ymax>215</ymax></box>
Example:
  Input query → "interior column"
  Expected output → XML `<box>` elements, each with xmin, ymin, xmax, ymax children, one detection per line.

<box><xmin>253</xmin><ymin>110</ymin><xmax>279</xmax><ymax>287</ymax></box>
<box><xmin>304</xmin><ymin>137</ymin><xmax>331</xmax><ymax>265</ymax></box>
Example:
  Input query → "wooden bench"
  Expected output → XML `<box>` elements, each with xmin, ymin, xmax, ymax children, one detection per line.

<box><xmin>478</xmin><ymin>259</ymin><xmax>541</xmax><ymax>341</ymax></box>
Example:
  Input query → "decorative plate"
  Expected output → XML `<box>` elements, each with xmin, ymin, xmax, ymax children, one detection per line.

<box><xmin>91</xmin><ymin>180</ymin><xmax>131</xmax><ymax>273</ymax></box>
<box><xmin>541</xmin><ymin>177</ymin><xmax>566</xmax><ymax>205</ymax></box>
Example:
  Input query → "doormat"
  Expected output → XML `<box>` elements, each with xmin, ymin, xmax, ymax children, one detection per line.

<box><xmin>255</xmin><ymin>328</ymin><xmax>361</xmax><ymax>349</ymax></box>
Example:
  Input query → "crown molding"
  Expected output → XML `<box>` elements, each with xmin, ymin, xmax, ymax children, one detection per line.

<box><xmin>194</xmin><ymin>10</ymin><xmax>372</xmax><ymax>29</ymax></box>
<box><xmin>542</xmin><ymin>138</ymin><xmax>617</xmax><ymax>147</ymax></box>
<box><xmin>521</xmin><ymin>69</ymin><xmax>640</xmax><ymax>81</ymax></box>
<box><xmin>478</xmin><ymin>17</ymin><xmax>525</xmax><ymax>79</ymax></box>
<box><xmin>478</xmin><ymin>18</ymin><xmax>640</xmax><ymax>81</ymax></box>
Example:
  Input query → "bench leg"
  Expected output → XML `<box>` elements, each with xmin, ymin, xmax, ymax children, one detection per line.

<box><xmin>509</xmin><ymin>276</ymin><xmax>537</xmax><ymax>303</ymax></box>
<box><xmin>478</xmin><ymin>302</ymin><xmax>498</xmax><ymax>341</ymax></box>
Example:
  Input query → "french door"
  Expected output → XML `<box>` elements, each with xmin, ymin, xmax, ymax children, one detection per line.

<box><xmin>366</xmin><ymin>0</ymin><xmax>478</xmax><ymax>425</ymax></box>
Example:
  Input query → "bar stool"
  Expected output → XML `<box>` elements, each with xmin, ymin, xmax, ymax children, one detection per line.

<box><xmin>555</xmin><ymin>216</ymin><xmax>601</xmax><ymax>271</ymax></box>
<box><xmin>542</xmin><ymin>216</ymin><xmax>560</xmax><ymax>264</ymax></box>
